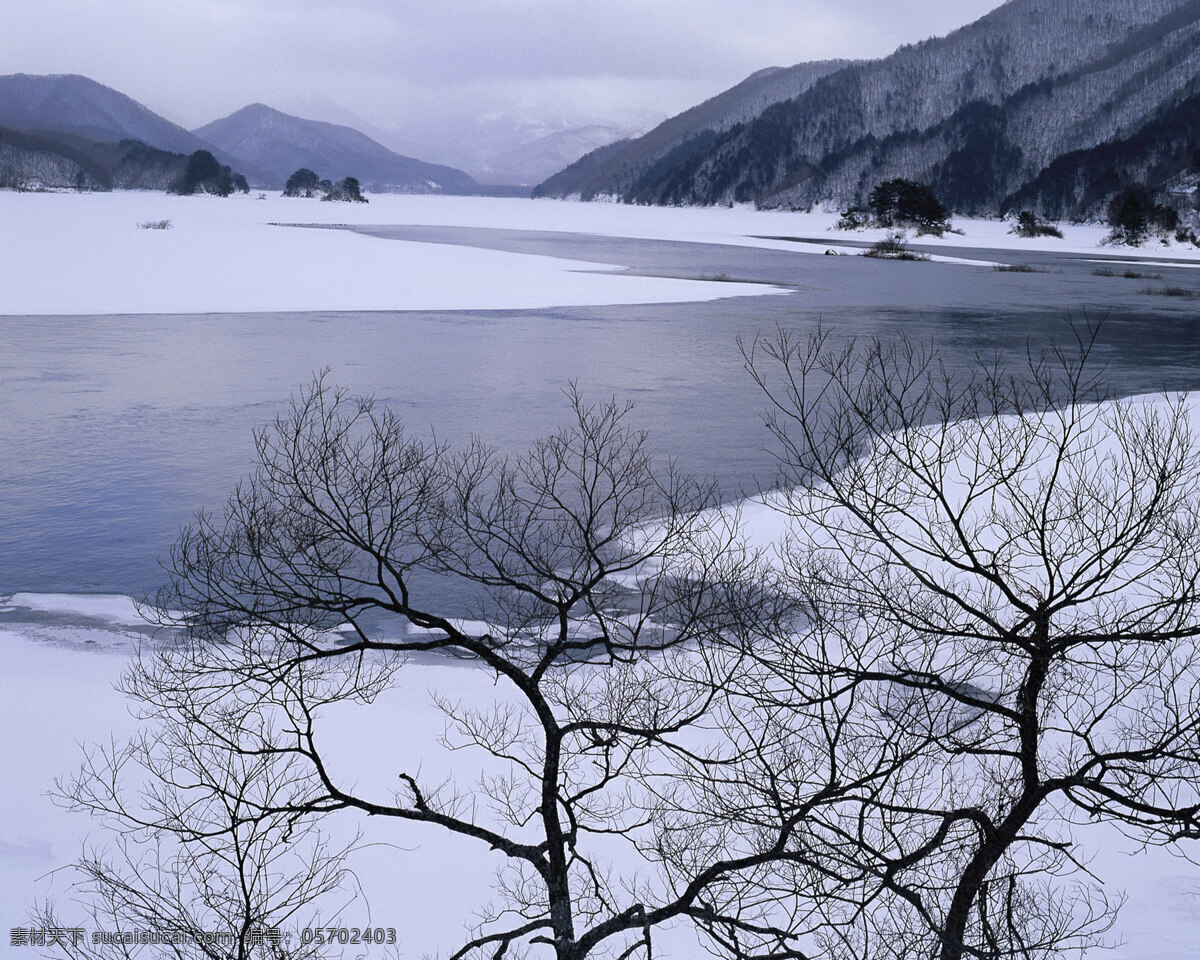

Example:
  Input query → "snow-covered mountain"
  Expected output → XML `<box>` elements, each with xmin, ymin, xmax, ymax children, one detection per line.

<box><xmin>465</xmin><ymin>112</ymin><xmax>665</xmax><ymax>186</ymax></box>
<box><xmin>536</xmin><ymin>0</ymin><xmax>1200</xmax><ymax>217</ymax></box>
<box><xmin>376</xmin><ymin>106</ymin><xmax>666</xmax><ymax>186</ymax></box>
<box><xmin>1005</xmin><ymin>89</ymin><xmax>1200</xmax><ymax>217</ymax></box>
<box><xmin>194</xmin><ymin>104</ymin><xmax>476</xmax><ymax>194</ymax></box>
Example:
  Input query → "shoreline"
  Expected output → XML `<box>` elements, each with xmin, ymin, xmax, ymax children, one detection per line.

<box><xmin>2</xmin><ymin>191</ymin><xmax>1197</xmax><ymax>317</ymax></box>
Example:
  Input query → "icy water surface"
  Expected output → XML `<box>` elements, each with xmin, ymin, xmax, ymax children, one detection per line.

<box><xmin>3</xmin><ymin>228</ymin><xmax>1200</xmax><ymax>598</ymax></box>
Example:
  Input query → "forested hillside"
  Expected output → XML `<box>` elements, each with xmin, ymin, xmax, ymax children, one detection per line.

<box><xmin>532</xmin><ymin>60</ymin><xmax>848</xmax><ymax>201</ymax></box>
<box><xmin>0</xmin><ymin>126</ymin><xmax>247</xmax><ymax>193</ymax></box>
<box><xmin>536</xmin><ymin>0</ymin><xmax>1200</xmax><ymax>218</ymax></box>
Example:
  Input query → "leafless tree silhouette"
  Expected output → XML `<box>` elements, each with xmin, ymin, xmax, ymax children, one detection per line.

<box><xmin>46</xmin><ymin>323</ymin><xmax>1200</xmax><ymax>960</ymax></box>
<box><xmin>46</xmin><ymin>377</ymin><xmax>854</xmax><ymax>960</ymax></box>
<box><xmin>36</xmin><ymin>722</ymin><xmax>356</xmax><ymax>960</ymax></box>
<box><xmin>725</xmin><ymin>323</ymin><xmax>1200</xmax><ymax>960</ymax></box>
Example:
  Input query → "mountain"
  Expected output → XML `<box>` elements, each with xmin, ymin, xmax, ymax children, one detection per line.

<box><xmin>0</xmin><ymin>76</ymin><xmax>472</xmax><ymax>194</ymax></box>
<box><xmin>420</xmin><ymin>107</ymin><xmax>666</xmax><ymax>186</ymax></box>
<box><xmin>0</xmin><ymin>125</ymin><xmax>245</xmax><ymax>193</ymax></box>
<box><xmin>536</xmin><ymin>0</ymin><xmax>1200</xmax><ymax>218</ymax></box>
<box><xmin>0</xmin><ymin>73</ymin><xmax>202</xmax><ymax>153</ymax></box>
<box><xmin>0</xmin><ymin>74</ymin><xmax>261</xmax><ymax>178</ymax></box>
<box><xmin>533</xmin><ymin>60</ymin><xmax>849</xmax><ymax>200</ymax></box>
<box><xmin>480</xmin><ymin>124</ymin><xmax>642</xmax><ymax>184</ymax></box>
<box><xmin>194</xmin><ymin>104</ymin><xmax>476</xmax><ymax>194</ymax></box>
<box><xmin>1003</xmin><ymin>90</ymin><xmax>1200</xmax><ymax>219</ymax></box>
<box><xmin>460</xmin><ymin>113</ymin><xmax>665</xmax><ymax>186</ymax></box>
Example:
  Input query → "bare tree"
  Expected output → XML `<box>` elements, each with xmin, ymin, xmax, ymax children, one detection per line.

<box><xmin>728</xmin><ymin>324</ymin><xmax>1200</xmax><ymax>960</ymax></box>
<box><xmin>35</xmin><ymin>720</ymin><xmax>356</xmax><ymax>960</ymax></box>
<box><xmin>50</xmin><ymin>377</ymin><xmax>861</xmax><ymax>960</ymax></box>
<box><xmin>53</xmin><ymin>327</ymin><xmax>1195</xmax><ymax>960</ymax></box>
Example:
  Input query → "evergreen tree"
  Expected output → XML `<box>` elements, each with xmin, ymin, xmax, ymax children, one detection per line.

<box><xmin>1106</xmin><ymin>186</ymin><xmax>1178</xmax><ymax>245</ymax></box>
<box><xmin>338</xmin><ymin>176</ymin><xmax>366</xmax><ymax>202</ymax></box>
<box><xmin>321</xmin><ymin>177</ymin><xmax>368</xmax><ymax>203</ymax></box>
<box><xmin>868</xmin><ymin>178</ymin><xmax>950</xmax><ymax>235</ymax></box>
<box><xmin>1107</xmin><ymin>187</ymin><xmax>1151</xmax><ymax>244</ymax></box>
<box><xmin>283</xmin><ymin>168</ymin><xmax>321</xmax><ymax>198</ymax></box>
<box><xmin>170</xmin><ymin>150</ymin><xmax>243</xmax><ymax>197</ymax></box>
<box><xmin>1013</xmin><ymin>210</ymin><xmax>1063</xmax><ymax>239</ymax></box>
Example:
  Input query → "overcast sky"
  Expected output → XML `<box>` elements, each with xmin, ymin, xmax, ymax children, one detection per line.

<box><xmin>1</xmin><ymin>1</ymin><xmax>1008</xmax><ymax>150</ymax></box>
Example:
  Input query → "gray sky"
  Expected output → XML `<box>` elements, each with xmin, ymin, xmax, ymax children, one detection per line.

<box><xmin>2</xmin><ymin>1</ymin><xmax>1008</xmax><ymax>151</ymax></box>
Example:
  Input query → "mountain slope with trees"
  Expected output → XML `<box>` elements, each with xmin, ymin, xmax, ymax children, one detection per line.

<box><xmin>0</xmin><ymin>74</ymin><xmax>265</xmax><ymax>182</ymax></box>
<box><xmin>536</xmin><ymin>0</ymin><xmax>1200</xmax><ymax>218</ymax></box>
<box><xmin>1002</xmin><ymin>89</ymin><xmax>1200</xmax><ymax>219</ymax></box>
<box><xmin>195</xmin><ymin>103</ymin><xmax>476</xmax><ymax>194</ymax></box>
<box><xmin>533</xmin><ymin>60</ymin><xmax>848</xmax><ymax>201</ymax></box>
<box><xmin>0</xmin><ymin>125</ymin><xmax>249</xmax><ymax>193</ymax></box>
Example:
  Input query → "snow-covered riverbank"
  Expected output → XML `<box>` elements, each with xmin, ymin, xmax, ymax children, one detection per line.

<box><xmin>3</xmin><ymin>191</ymin><xmax>1198</xmax><ymax>316</ymax></box>
<box><xmin>0</xmin><ymin>192</ymin><xmax>785</xmax><ymax>315</ymax></box>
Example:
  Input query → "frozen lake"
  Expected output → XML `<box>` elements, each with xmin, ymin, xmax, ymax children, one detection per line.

<box><xmin>3</xmin><ymin>219</ymin><xmax>1200</xmax><ymax>598</ymax></box>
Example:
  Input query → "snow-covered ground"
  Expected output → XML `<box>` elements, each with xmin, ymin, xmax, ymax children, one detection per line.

<box><xmin>0</xmin><ymin>601</ymin><xmax>520</xmax><ymax>959</ymax></box>
<box><xmin>5</xmin><ymin>393</ymin><xmax>1200</xmax><ymax>959</ymax></box>
<box><xmin>0</xmin><ymin>192</ymin><xmax>786</xmax><ymax>315</ymax></box>
<box><xmin>3</xmin><ymin>191</ymin><xmax>1199</xmax><ymax>316</ymax></box>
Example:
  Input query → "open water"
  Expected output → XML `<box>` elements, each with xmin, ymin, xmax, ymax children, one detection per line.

<box><xmin>3</xmin><ymin>226</ymin><xmax>1200</xmax><ymax>599</ymax></box>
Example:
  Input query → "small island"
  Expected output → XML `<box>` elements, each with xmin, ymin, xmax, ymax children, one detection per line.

<box><xmin>282</xmin><ymin>167</ymin><xmax>367</xmax><ymax>202</ymax></box>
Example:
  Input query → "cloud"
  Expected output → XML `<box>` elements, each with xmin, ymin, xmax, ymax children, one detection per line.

<box><xmin>0</xmin><ymin>1</ymin><xmax>1007</xmax><ymax>148</ymax></box>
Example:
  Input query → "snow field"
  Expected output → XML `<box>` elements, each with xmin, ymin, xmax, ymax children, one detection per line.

<box><xmin>0</xmin><ymin>192</ymin><xmax>784</xmax><ymax>315</ymax></box>
<box><xmin>3</xmin><ymin>191</ymin><xmax>1198</xmax><ymax>317</ymax></box>
<box><xmin>3</xmin><ymin>620</ymin><xmax>1195</xmax><ymax>959</ymax></box>
<box><xmin>0</xmin><ymin>607</ymin><xmax>692</xmax><ymax>959</ymax></box>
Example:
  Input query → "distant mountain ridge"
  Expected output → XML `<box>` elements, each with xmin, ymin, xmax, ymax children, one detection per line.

<box><xmin>194</xmin><ymin>103</ymin><xmax>476</xmax><ymax>194</ymax></box>
<box><xmin>0</xmin><ymin>74</ymin><xmax>477</xmax><ymax>194</ymax></box>
<box><xmin>457</xmin><ymin>111</ymin><xmax>665</xmax><ymax>186</ymax></box>
<box><xmin>0</xmin><ymin>74</ymin><xmax>263</xmax><ymax>179</ymax></box>
<box><xmin>536</xmin><ymin>0</ymin><xmax>1200</xmax><ymax>218</ymax></box>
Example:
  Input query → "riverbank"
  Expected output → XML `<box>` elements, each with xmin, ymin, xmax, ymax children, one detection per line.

<box><xmin>3</xmin><ymin>191</ymin><xmax>1198</xmax><ymax>316</ymax></box>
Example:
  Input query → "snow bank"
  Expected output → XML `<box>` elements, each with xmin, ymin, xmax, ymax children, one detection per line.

<box><xmin>0</xmin><ymin>627</ymin><xmax>139</xmax><ymax>951</ymax></box>
<box><xmin>2</xmin><ymin>593</ymin><xmax>150</xmax><ymax>627</ymax></box>
<box><xmin>0</xmin><ymin>192</ymin><xmax>783</xmax><ymax>315</ymax></box>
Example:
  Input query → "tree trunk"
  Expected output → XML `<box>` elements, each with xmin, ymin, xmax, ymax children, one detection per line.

<box><xmin>939</xmin><ymin>617</ymin><xmax>1051</xmax><ymax>960</ymax></box>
